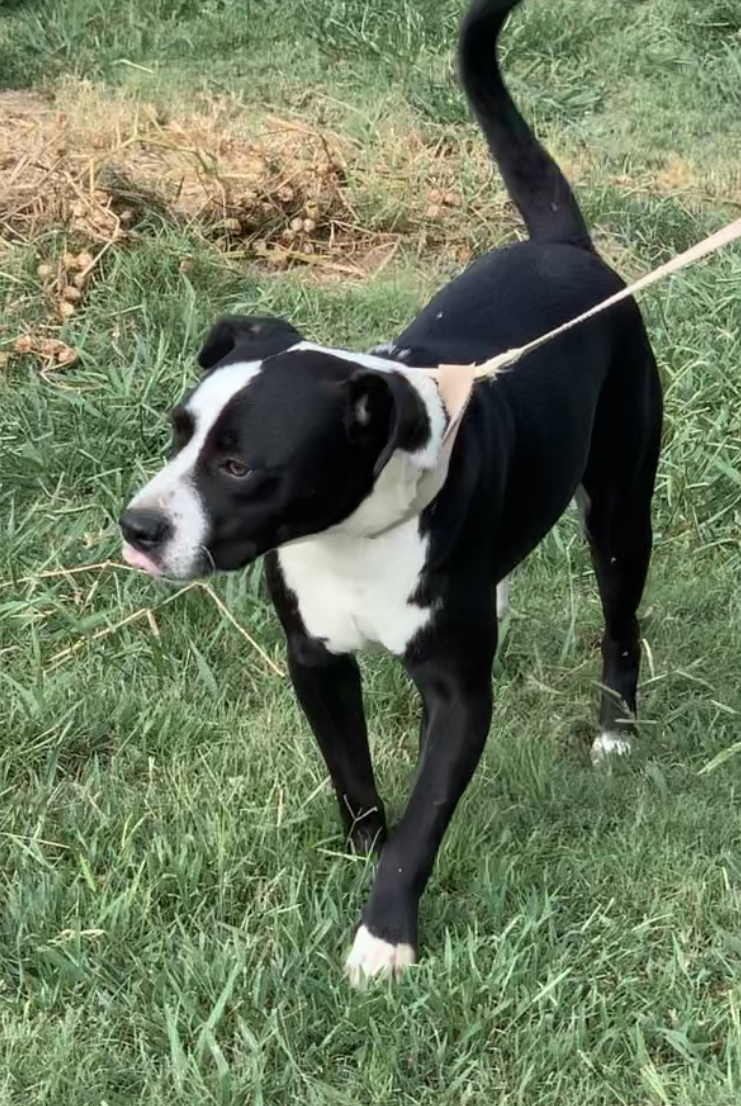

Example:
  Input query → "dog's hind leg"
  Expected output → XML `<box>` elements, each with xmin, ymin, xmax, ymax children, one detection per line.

<box><xmin>583</xmin><ymin>492</ymin><xmax>651</xmax><ymax>764</ymax></box>
<box><xmin>581</xmin><ymin>358</ymin><xmax>662</xmax><ymax>765</ymax></box>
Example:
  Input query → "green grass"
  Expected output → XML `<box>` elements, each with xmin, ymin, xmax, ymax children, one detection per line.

<box><xmin>2</xmin><ymin>0</ymin><xmax>741</xmax><ymax>1102</ymax></box>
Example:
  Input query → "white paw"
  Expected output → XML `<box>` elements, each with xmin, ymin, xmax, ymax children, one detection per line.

<box><xmin>496</xmin><ymin>576</ymin><xmax>510</xmax><ymax>620</ymax></box>
<box><xmin>344</xmin><ymin>925</ymin><xmax>416</xmax><ymax>988</ymax></box>
<box><xmin>591</xmin><ymin>731</ymin><xmax>632</xmax><ymax>766</ymax></box>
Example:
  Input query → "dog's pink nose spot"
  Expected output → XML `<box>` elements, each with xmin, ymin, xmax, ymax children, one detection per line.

<box><xmin>122</xmin><ymin>542</ymin><xmax>161</xmax><ymax>575</ymax></box>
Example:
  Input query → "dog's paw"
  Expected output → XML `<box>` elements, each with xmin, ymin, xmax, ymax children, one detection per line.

<box><xmin>591</xmin><ymin>730</ymin><xmax>632</xmax><ymax>766</ymax></box>
<box><xmin>344</xmin><ymin>925</ymin><xmax>416</xmax><ymax>988</ymax></box>
<box><xmin>347</xmin><ymin>813</ymin><xmax>386</xmax><ymax>856</ymax></box>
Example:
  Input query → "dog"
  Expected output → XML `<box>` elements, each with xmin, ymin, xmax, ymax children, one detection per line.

<box><xmin>120</xmin><ymin>0</ymin><xmax>662</xmax><ymax>985</ymax></box>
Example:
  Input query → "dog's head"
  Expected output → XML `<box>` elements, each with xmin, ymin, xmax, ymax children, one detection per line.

<box><xmin>119</xmin><ymin>314</ymin><xmax>452</xmax><ymax>579</ymax></box>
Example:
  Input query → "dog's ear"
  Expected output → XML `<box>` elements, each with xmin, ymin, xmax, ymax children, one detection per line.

<box><xmin>345</xmin><ymin>369</ymin><xmax>430</xmax><ymax>477</ymax></box>
<box><xmin>197</xmin><ymin>315</ymin><xmax>304</xmax><ymax>370</ymax></box>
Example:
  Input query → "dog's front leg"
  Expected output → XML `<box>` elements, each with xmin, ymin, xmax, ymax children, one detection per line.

<box><xmin>265</xmin><ymin>553</ymin><xmax>386</xmax><ymax>854</ymax></box>
<box><xmin>345</xmin><ymin>648</ymin><xmax>494</xmax><ymax>986</ymax></box>
<box><xmin>287</xmin><ymin>645</ymin><xmax>387</xmax><ymax>854</ymax></box>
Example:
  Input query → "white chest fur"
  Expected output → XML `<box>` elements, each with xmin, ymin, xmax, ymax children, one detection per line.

<box><xmin>277</xmin><ymin>519</ymin><xmax>433</xmax><ymax>656</ymax></box>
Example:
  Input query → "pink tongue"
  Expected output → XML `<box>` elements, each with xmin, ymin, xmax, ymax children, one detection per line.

<box><xmin>122</xmin><ymin>542</ymin><xmax>161</xmax><ymax>575</ymax></box>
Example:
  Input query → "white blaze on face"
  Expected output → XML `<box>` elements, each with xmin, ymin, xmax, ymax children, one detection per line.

<box><xmin>124</xmin><ymin>360</ymin><xmax>262</xmax><ymax>577</ymax></box>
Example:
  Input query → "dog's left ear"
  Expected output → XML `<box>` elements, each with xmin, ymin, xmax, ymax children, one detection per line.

<box><xmin>345</xmin><ymin>369</ymin><xmax>431</xmax><ymax>477</ymax></box>
<box><xmin>197</xmin><ymin>315</ymin><xmax>304</xmax><ymax>370</ymax></box>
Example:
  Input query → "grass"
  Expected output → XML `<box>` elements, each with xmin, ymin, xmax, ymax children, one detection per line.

<box><xmin>1</xmin><ymin>0</ymin><xmax>741</xmax><ymax>1101</ymax></box>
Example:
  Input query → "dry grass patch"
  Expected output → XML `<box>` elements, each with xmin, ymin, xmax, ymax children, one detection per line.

<box><xmin>0</xmin><ymin>80</ymin><xmax>515</xmax><ymax>279</ymax></box>
<box><xmin>3</xmin><ymin>80</ymin><xmax>724</xmax><ymax>287</ymax></box>
<box><xmin>2</xmin><ymin>79</ymin><xmax>730</xmax><ymax>372</ymax></box>
<box><xmin>606</xmin><ymin>152</ymin><xmax>741</xmax><ymax>212</ymax></box>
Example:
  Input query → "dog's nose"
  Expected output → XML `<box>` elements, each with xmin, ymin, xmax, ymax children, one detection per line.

<box><xmin>119</xmin><ymin>508</ymin><xmax>171</xmax><ymax>552</ymax></box>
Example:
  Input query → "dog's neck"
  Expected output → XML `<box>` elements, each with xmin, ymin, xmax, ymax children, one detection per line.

<box><xmin>363</xmin><ymin>362</ymin><xmax>476</xmax><ymax>538</ymax></box>
<box><xmin>279</xmin><ymin>359</ymin><xmax>477</xmax><ymax>552</ymax></box>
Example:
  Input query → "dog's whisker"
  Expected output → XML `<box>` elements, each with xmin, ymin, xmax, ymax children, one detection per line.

<box><xmin>200</xmin><ymin>544</ymin><xmax>217</xmax><ymax>574</ymax></box>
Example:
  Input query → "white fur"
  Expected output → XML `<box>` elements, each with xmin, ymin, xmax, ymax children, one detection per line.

<box><xmin>369</xmin><ymin>341</ymin><xmax>412</xmax><ymax>362</ymax></box>
<box><xmin>293</xmin><ymin>342</ymin><xmax>406</xmax><ymax>374</ymax></box>
<box><xmin>279</xmin><ymin>518</ymin><xmax>432</xmax><ymax>655</ymax></box>
<box><xmin>496</xmin><ymin>576</ymin><xmax>509</xmax><ymax>619</ymax></box>
<box><xmin>127</xmin><ymin>360</ymin><xmax>261</xmax><ymax>576</ymax></box>
<box><xmin>339</xmin><ymin>430</ymin><xmax>452</xmax><ymax>539</ymax></box>
<box><xmin>345</xmin><ymin>925</ymin><xmax>416</xmax><ymax>987</ymax></box>
<box><xmin>591</xmin><ymin>730</ymin><xmax>632</xmax><ymax>765</ymax></box>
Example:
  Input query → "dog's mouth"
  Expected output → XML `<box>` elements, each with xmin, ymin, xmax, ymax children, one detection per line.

<box><xmin>122</xmin><ymin>542</ymin><xmax>163</xmax><ymax>576</ymax></box>
<box><xmin>121</xmin><ymin>540</ymin><xmax>218</xmax><ymax>583</ymax></box>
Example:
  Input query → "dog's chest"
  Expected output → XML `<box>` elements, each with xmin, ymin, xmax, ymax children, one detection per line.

<box><xmin>278</xmin><ymin>522</ymin><xmax>432</xmax><ymax>655</ymax></box>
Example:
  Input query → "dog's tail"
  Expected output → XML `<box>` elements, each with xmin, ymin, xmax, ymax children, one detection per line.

<box><xmin>459</xmin><ymin>0</ymin><xmax>592</xmax><ymax>249</ymax></box>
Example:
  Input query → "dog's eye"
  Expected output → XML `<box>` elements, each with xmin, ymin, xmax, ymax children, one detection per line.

<box><xmin>220</xmin><ymin>458</ymin><xmax>250</xmax><ymax>478</ymax></box>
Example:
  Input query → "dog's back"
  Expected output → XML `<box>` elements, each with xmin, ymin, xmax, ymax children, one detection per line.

<box><xmin>386</xmin><ymin>0</ymin><xmax>662</xmax><ymax>617</ymax></box>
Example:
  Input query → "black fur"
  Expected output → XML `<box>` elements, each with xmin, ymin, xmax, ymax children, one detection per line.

<box><xmin>460</xmin><ymin>0</ymin><xmax>592</xmax><ymax>249</ymax></box>
<box><xmin>194</xmin><ymin>349</ymin><xmax>430</xmax><ymax>567</ymax></box>
<box><xmin>197</xmin><ymin>314</ymin><xmax>303</xmax><ymax>370</ymax></box>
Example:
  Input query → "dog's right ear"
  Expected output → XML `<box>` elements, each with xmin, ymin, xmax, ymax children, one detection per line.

<box><xmin>197</xmin><ymin>315</ymin><xmax>304</xmax><ymax>370</ymax></box>
<box><xmin>345</xmin><ymin>368</ymin><xmax>431</xmax><ymax>477</ymax></box>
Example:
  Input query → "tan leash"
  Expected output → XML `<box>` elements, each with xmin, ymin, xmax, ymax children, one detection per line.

<box><xmin>468</xmin><ymin>215</ymin><xmax>741</xmax><ymax>380</ymax></box>
<box><xmin>395</xmin><ymin>215</ymin><xmax>741</xmax><ymax>526</ymax></box>
<box><xmin>428</xmin><ymin>214</ymin><xmax>741</xmax><ymax>429</ymax></box>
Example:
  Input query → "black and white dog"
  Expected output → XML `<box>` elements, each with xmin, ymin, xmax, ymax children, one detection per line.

<box><xmin>120</xmin><ymin>0</ymin><xmax>662</xmax><ymax>984</ymax></box>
